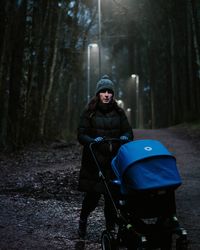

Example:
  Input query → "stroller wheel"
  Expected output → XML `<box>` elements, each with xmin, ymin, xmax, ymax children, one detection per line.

<box><xmin>101</xmin><ymin>230</ymin><xmax>118</xmax><ymax>250</ymax></box>
<box><xmin>160</xmin><ymin>233</ymin><xmax>172</xmax><ymax>250</ymax></box>
<box><xmin>176</xmin><ymin>236</ymin><xmax>189</xmax><ymax>250</ymax></box>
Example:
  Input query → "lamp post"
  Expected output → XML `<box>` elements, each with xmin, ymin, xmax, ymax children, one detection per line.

<box><xmin>98</xmin><ymin>0</ymin><xmax>102</xmax><ymax>77</ymax></box>
<box><xmin>87</xmin><ymin>43</ymin><xmax>98</xmax><ymax>102</ymax></box>
<box><xmin>131</xmin><ymin>74</ymin><xmax>140</xmax><ymax>128</ymax></box>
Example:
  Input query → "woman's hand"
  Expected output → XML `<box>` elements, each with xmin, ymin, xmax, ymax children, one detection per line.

<box><xmin>94</xmin><ymin>137</ymin><xmax>104</xmax><ymax>142</ymax></box>
<box><xmin>119</xmin><ymin>135</ymin><xmax>129</xmax><ymax>141</ymax></box>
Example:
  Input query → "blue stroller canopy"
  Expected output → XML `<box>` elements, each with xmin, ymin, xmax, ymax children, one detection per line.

<box><xmin>111</xmin><ymin>140</ymin><xmax>182</xmax><ymax>193</ymax></box>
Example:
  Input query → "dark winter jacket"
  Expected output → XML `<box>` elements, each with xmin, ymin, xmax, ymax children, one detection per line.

<box><xmin>77</xmin><ymin>97</ymin><xmax>133</xmax><ymax>192</ymax></box>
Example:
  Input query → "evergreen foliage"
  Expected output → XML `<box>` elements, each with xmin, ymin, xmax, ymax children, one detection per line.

<box><xmin>0</xmin><ymin>0</ymin><xmax>199</xmax><ymax>150</ymax></box>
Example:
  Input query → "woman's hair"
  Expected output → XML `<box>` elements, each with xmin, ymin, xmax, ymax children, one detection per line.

<box><xmin>86</xmin><ymin>95</ymin><xmax>123</xmax><ymax>114</ymax></box>
<box><xmin>87</xmin><ymin>96</ymin><xmax>99</xmax><ymax>111</ymax></box>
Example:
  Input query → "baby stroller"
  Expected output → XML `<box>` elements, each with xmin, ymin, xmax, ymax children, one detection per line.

<box><xmin>90</xmin><ymin>139</ymin><xmax>188</xmax><ymax>250</ymax></box>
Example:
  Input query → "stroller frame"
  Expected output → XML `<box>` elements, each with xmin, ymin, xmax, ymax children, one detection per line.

<box><xmin>89</xmin><ymin>139</ymin><xmax>188</xmax><ymax>250</ymax></box>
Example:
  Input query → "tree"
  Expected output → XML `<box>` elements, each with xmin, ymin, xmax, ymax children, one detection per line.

<box><xmin>0</xmin><ymin>0</ymin><xmax>97</xmax><ymax>150</ymax></box>
<box><xmin>0</xmin><ymin>0</ymin><xmax>199</xmax><ymax>150</ymax></box>
<box><xmin>99</xmin><ymin>0</ymin><xmax>200</xmax><ymax>128</ymax></box>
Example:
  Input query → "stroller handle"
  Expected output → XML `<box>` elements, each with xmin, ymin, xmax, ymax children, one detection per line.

<box><xmin>89</xmin><ymin>137</ymin><xmax>129</xmax><ymax>152</ymax></box>
<box><xmin>88</xmin><ymin>137</ymin><xmax>131</xmax><ymax>223</ymax></box>
<box><xmin>89</xmin><ymin>137</ymin><xmax>130</xmax><ymax>176</ymax></box>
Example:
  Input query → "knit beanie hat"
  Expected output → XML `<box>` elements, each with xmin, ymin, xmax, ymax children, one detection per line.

<box><xmin>95</xmin><ymin>75</ymin><xmax>115</xmax><ymax>95</ymax></box>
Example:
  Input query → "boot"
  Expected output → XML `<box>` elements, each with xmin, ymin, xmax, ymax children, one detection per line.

<box><xmin>78</xmin><ymin>218</ymin><xmax>87</xmax><ymax>238</ymax></box>
<box><xmin>160</xmin><ymin>215</ymin><xmax>180</xmax><ymax>231</ymax></box>
<box><xmin>106</xmin><ymin>222</ymin><xmax>116</xmax><ymax>233</ymax></box>
<box><xmin>169</xmin><ymin>215</ymin><xmax>180</xmax><ymax>231</ymax></box>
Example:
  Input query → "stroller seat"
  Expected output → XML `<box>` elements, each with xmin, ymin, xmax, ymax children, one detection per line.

<box><xmin>111</xmin><ymin>139</ymin><xmax>182</xmax><ymax>195</ymax></box>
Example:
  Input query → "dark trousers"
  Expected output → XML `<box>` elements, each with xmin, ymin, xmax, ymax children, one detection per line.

<box><xmin>80</xmin><ymin>191</ymin><xmax>116</xmax><ymax>229</ymax></box>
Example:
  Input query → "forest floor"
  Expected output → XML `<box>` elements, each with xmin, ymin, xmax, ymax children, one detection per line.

<box><xmin>0</xmin><ymin>125</ymin><xmax>200</xmax><ymax>250</ymax></box>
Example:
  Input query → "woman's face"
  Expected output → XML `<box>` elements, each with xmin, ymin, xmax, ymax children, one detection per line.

<box><xmin>99</xmin><ymin>89</ymin><xmax>113</xmax><ymax>103</ymax></box>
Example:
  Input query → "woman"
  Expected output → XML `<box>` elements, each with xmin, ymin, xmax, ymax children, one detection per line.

<box><xmin>77</xmin><ymin>75</ymin><xmax>133</xmax><ymax>238</ymax></box>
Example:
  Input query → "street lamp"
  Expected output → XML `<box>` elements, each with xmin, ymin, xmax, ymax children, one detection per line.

<box><xmin>131</xmin><ymin>74</ymin><xmax>140</xmax><ymax>128</ymax></box>
<box><xmin>87</xmin><ymin>43</ymin><xmax>98</xmax><ymax>102</ymax></box>
<box><xmin>98</xmin><ymin>0</ymin><xmax>102</xmax><ymax>76</ymax></box>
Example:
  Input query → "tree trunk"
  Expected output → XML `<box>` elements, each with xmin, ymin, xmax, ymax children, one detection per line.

<box><xmin>189</xmin><ymin>0</ymin><xmax>200</xmax><ymax>73</ymax></box>
<box><xmin>169</xmin><ymin>18</ymin><xmax>177</xmax><ymax>124</ymax></box>
<box><xmin>0</xmin><ymin>2</ymin><xmax>14</xmax><ymax>148</ymax></box>
<box><xmin>189</xmin><ymin>0</ymin><xmax>200</xmax><ymax>115</ymax></box>
<box><xmin>187</xmin><ymin>1</ymin><xmax>196</xmax><ymax>117</ymax></box>
<box><xmin>6</xmin><ymin>0</ymin><xmax>27</xmax><ymax>149</ymax></box>
<box><xmin>39</xmin><ymin>7</ymin><xmax>62</xmax><ymax>137</ymax></box>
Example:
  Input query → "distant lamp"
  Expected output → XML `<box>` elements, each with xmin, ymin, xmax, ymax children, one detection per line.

<box><xmin>116</xmin><ymin>99</ymin><xmax>124</xmax><ymax>109</ymax></box>
<box><xmin>131</xmin><ymin>74</ymin><xmax>140</xmax><ymax>128</ymax></box>
<box><xmin>131</xmin><ymin>74</ymin><xmax>136</xmax><ymax>78</ymax></box>
<box><xmin>87</xmin><ymin>43</ymin><xmax>99</xmax><ymax>102</ymax></box>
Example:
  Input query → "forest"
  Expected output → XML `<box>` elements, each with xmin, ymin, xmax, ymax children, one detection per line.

<box><xmin>0</xmin><ymin>0</ymin><xmax>199</xmax><ymax>150</ymax></box>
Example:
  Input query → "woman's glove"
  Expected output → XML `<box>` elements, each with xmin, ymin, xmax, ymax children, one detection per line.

<box><xmin>94</xmin><ymin>137</ymin><xmax>104</xmax><ymax>142</ymax></box>
<box><xmin>120</xmin><ymin>135</ymin><xmax>129</xmax><ymax>141</ymax></box>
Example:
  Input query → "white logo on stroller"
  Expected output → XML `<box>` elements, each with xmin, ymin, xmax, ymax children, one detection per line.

<box><xmin>144</xmin><ymin>146</ymin><xmax>152</xmax><ymax>151</ymax></box>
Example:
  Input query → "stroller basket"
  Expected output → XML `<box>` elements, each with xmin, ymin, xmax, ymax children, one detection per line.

<box><xmin>111</xmin><ymin>139</ymin><xmax>182</xmax><ymax>194</ymax></box>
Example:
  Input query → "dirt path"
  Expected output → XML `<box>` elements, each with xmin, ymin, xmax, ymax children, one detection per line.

<box><xmin>134</xmin><ymin>129</ymin><xmax>200</xmax><ymax>250</ymax></box>
<box><xmin>0</xmin><ymin>128</ymin><xmax>199</xmax><ymax>250</ymax></box>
